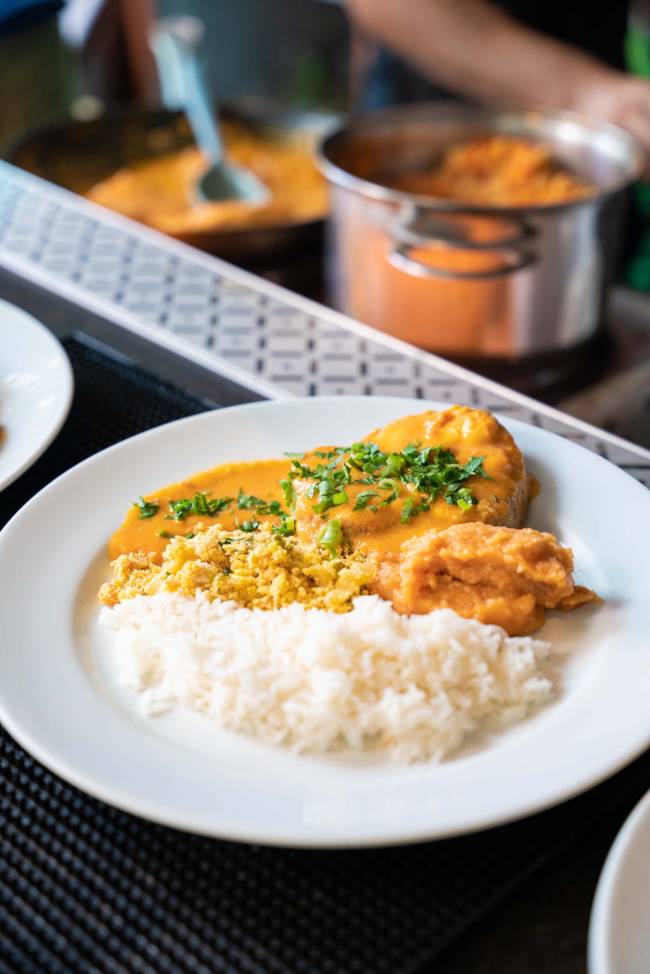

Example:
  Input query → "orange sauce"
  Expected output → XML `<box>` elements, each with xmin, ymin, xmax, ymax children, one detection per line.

<box><xmin>109</xmin><ymin>408</ymin><xmax>527</xmax><ymax>568</ymax></box>
<box><xmin>109</xmin><ymin>458</ymin><xmax>289</xmax><ymax>561</ymax></box>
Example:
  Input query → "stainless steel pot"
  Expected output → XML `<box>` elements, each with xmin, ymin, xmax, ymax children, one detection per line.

<box><xmin>318</xmin><ymin>103</ymin><xmax>644</xmax><ymax>358</ymax></box>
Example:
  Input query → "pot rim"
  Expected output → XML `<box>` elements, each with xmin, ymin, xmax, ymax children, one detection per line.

<box><xmin>317</xmin><ymin>101</ymin><xmax>645</xmax><ymax>215</ymax></box>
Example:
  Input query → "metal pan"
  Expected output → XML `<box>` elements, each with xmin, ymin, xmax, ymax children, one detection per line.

<box><xmin>6</xmin><ymin>100</ymin><xmax>340</xmax><ymax>265</ymax></box>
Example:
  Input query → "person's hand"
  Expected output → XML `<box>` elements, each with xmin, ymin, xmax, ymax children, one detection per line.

<box><xmin>569</xmin><ymin>68</ymin><xmax>650</xmax><ymax>158</ymax></box>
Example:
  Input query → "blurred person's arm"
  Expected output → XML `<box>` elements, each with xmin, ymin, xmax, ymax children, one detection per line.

<box><xmin>346</xmin><ymin>0</ymin><xmax>650</xmax><ymax>152</ymax></box>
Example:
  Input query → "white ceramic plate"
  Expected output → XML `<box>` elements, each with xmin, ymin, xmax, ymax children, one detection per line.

<box><xmin>589</xmin><ymin>789</ymin><xmax>650</xmax><ymax>974</ymax></box>
<box><xmin>0</xmin><ymin>299</ymin><xmax>73</xmax><ymax>491</ymax></box>
<box><xmin>0</xmin><ymin>396</ymin><xmax>648</xmax><ymax>848</ymax></box>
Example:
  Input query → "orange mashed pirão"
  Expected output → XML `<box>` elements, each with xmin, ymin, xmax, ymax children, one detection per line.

<box><xmin>102</xmin><ymin>406</ymin><xmax>599</xmax><ymax>635</ymax></box>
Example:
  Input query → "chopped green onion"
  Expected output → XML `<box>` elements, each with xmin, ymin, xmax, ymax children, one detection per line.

<box><xmin>280</xmin><ymin>478</ymin><xmax>296</xmax><ymax>508</ymax></box>
<box><xmin>400</xmin><ymin>498</ymin><xmax>415</xmax><ymax>523</ymax></box>
<box><xmin>313</xmin><ymin>500</ymin><xmax>333</xmax><ymax>515</ymax></box>
<box><xmin>272</xmin><ymin>515</ymin><xmax>296</xmax><ymax>538</ymax></box>
<box><xmin>318</xmin><ymin>519</ymin><xmax>343</xmax><ymax>555</ymax></box>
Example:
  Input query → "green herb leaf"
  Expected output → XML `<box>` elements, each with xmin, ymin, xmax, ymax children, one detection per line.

<box><xmin>353</xmin><ymin>490</ymin><xmax>379</xmax><ymax>511</ymax></box>
<box><xmin>455</xmin><ymin>487</ymin><xmax>475</xmax><ymax>511</ymax></box>
<box><xmin>383</xmin><ymin>453</ymin><xmax>407</xmax><ymax>476</ymax></box>
<box><xmin>208</xmin><ymin>496</ymin><xmax>234</xmax><ymax>514</ymax></box>
<box><xmin>135</xmin><ymin>496</ymin><xmax>159</xmax><ymax>519</ymax></box>
<box><xmin>400</xmin><ymin>498</ymin><xmax>415</xmax><ymax>523</ymax></box>
<box><xmin>318</xmin><ymin>519</ymin><xmax>343</xmax><ymax>555</ymax></box>
<box><xmin>236</xmin><ymin>489</ymin><xmax>283</xmax><ymax>516</ymax></box>
<box><xmin>463</xmin><ymin>456</ymin><xmax>487</xmax><ymax>477</ymax></box>
<box><xmin>272</xmin><ymin>515</ymin><xmax>296</xmax><ymax>538</ymax></box>
<box><xmin>313</xmin><ymin>500</ymin><xmax>333</xmax><ymax>515</ymax></box>
<box><xmin>167</xmin><ymin>493</ymin><xmax>233</xmax><ymax>520</ymax></box>
<box><xmin>168</xmin><ymin>498</ymin><xmax>194</xmax><ymax>521</ymax></box>
<box><xmin>280</xmin><ymin>438</ymin><xmax>485</xmax><ymax>521</ymax></box>
<box><xmin>239</xmin><ymin>519</ymin><xmax>260</xmax><ymax>533</ymax></box>
<box><xmin>279</xmin><ymin>478</ymin><xmax>296</xmax><ymax>508</ymax></box>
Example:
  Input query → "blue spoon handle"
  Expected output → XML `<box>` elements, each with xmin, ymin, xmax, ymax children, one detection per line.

<box><xmin>149</xmin><ymin>16</ymin><xmax>223</xmax><ymax>166</ymax></box>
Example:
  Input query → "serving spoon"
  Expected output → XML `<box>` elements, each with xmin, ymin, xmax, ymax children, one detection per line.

<box><xmin>148</xmin><ymin>16</ymin><xmax>269</xmax><ymax>205</ymax></box>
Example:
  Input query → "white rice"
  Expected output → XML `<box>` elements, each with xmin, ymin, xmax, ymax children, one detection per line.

<box><xmin>99</xmin><ymin>593</ymin><xmax>553</xmax><ymax>763</ymax></box>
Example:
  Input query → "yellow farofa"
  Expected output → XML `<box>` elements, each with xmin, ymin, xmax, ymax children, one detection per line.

<box><xmin>99</xmin><ymin>522</ymin><xmax>374</xmax><ymax>612</ymax></box>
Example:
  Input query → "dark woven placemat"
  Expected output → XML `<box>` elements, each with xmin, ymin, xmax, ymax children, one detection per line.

<box><xmin>1</xmin><ymin>336</ymin><xmax>649</xmax><ymax>974</ymax></box>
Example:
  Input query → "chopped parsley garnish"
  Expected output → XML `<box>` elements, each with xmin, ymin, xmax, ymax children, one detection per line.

<box><xmin>452</xmin><ymin>487</ymin><xmax>474</xmax><ymax>511</ymax></box>
<box><xmin>157</xmin><ymin>528</ymin><xmax>196</xmax><ymax>540</ymax></box>
<box><xmin>167</xmin><ymin>492</ymin><xmax>233</xmax><ymax>521</ymax></box>
<box><xmin>135</xmin><ymin>496</ymin><xmax>159</xmax><ymax>519</ymax></box>
<box><xmin>284</xmin><ymin>440</ymin><xmax>486</xmax><ymax>523</ymax></box>
<box><xmin>272</xmin><ymin>514</ymin><xmax>296</xmax><ymax>538</ymax></box>
<box><xmin>167</xmin><ymin>499</ymin><xmax>193</xmax><ymax>521</ymax></box>
<box><xmin>137</xmin><ymin>437</ymin><xmax>485</xmax><ymax>551</ymax></box>
<box><xmin>400</xmin><ymin>497</ymin><xmax>431</xmax><ymax>523</ymax></box>
<box><xmin>237</xmin><ymin>489</ymin><xmax>283</xmax><ymax>516</ymax></box>
<box><xmin>318</xmin><ymin>519</ymin><xmax>343</xmax><ymax>556</ymax></box>
<box><xmin>135</xmin><ymin>483</ymin><xmax>291</xmax><ymax>538</ymax></box>
<box><xmin>353</xmin><ymin>489</ymin><xmax>379</xmax><ymax>511</ymax></box>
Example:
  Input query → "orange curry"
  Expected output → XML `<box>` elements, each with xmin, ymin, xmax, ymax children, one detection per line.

<box><xmin>106</xmin><ymin>406</ymin><xmax>598</xmax><ymax>635</ymax></box>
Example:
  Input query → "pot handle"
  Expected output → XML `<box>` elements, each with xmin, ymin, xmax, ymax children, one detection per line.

<box><xmin>388</xmin><ymin>210</ymin><xmax>538</xmax><ymax>281</ymax></box>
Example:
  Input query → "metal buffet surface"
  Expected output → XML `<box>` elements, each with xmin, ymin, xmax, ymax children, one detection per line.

<box><xmin>0</xmin><ymin>159</ymin><xmax>648</xmax><ymax>490</ymax></box>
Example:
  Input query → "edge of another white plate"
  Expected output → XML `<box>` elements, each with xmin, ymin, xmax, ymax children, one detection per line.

<box><xmin>0</xmin><ymin>299</ymin><xmax>74</xmax><ymax>491</ymax></box>
<box><xmin>588</xmin><ymin>789</ymin><xmax>650</xmax><ymax>974</ymax></box>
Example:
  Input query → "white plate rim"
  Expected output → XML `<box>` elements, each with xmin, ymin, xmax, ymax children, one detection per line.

<box><xmin>0</xmin><ymin>395</ymin><xmax>648</xmax><ymax>848</ymax></box>
<box><xmin>0</xmin><ymin>299</ymin><xmax>74</xmax><ymax>491</ymax></box>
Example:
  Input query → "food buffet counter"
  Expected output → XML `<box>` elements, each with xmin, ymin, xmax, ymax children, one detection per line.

<box><xmin>0</xmin><ymin>158</ymin><xmax>649</xmax><ymax>974</ymax></box>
